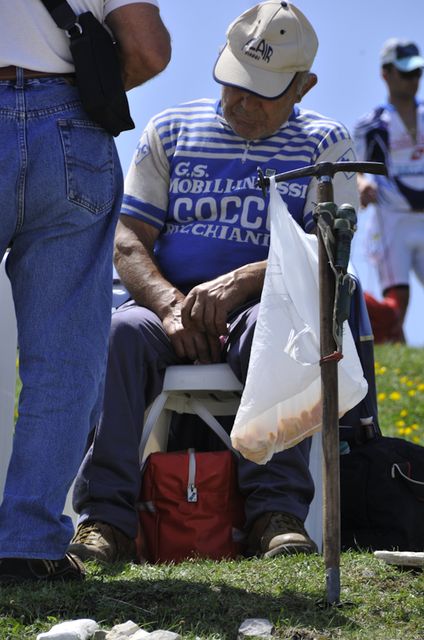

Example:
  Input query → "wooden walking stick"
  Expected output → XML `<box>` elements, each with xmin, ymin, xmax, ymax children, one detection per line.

<box><xmin>257</xmin><ymin>161</ymin><xmax>386</xmax><ymax>605</ymax></box>
<box><xmin>315</xmin><ymin>170</ymin><xmax>341</xmax><ymax>605</ymax></box>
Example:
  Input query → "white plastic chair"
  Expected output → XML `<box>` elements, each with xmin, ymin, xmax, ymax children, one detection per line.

<box><xmin>140</xmin><ymin>362</ymin><xmax>323</xmax><ymax>551</ymax></box>
<box><xmin>140</xmin><ymin>363</ymin><xmax>243</xmax><ymax>459</ymax></box>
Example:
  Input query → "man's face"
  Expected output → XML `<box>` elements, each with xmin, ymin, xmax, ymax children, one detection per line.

<box><xmin>221</xmin><ymin>75</ymin><xmax>312</xmax><ymax>140</ymax></box>
<box><xmin>383</xmin><ymin>65</ymin><xmax>422</xmax><ymax>100</ymax></box>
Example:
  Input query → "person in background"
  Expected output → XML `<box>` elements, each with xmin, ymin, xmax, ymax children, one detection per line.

<box><xmin>354</xmin><ymin>39</ymin><xmax>424</xmax><ymax>343</ymax></box>
<box><xmin>69</xmin><ymin>0</ymin><xmax>378</xmax><ymax>564</ymax></box>
<box><xmin>0</xmin><ymin>0</ymin><xmax>170</xmax><ymax>583</ymax></box>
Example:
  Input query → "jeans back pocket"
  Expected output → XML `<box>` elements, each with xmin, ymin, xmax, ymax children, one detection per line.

<box><xmin>59</xmin><ymin>119</ymin><xmax>116</xmax><ymax>215</ymax></box>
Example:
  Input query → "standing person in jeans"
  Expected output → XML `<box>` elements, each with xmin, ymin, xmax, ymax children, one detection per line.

<box><xmin>354</xmin><ymin>39</ymin><xmax>424</xmax><ymax>343</ymax></box>
<box><xmin>70</xmin><ymin>0</ymin><xmax>378</xmax><ymax>564</ymax></box>
<box><xmin>0</xmin><ymin>0</ymin><xmax>170</xmax><ymax>583</ymax></box>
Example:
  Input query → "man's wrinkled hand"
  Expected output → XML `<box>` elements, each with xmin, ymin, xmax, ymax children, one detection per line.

<box><xmin>181</xmin><ymin>275</ymin><xmax>235</xmax><ymax>336</ymax></box>
<box><xmin>162</xmin><ymin>306</ymin><xmax>222</xmax><ymax>364</ymax></box>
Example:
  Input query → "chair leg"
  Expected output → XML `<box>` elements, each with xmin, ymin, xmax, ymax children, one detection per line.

<box><xmin>0</xmin><ymin>256</ymin><xmax>17</xmax><ymax>503</ymax></box>
<box><xmin>141</xmin><ymin>392</ymin><xmax>172</xmax><ymax>463</ymax></box>
<box><xmin>189</xmin><ymin>398</ymin><xmax>234</xmax><ymax>450</ymax></box>
<box><xmin>304</xmin><ymin>431</ymin><xmax>323</xmax><ymax>552</ymax></box>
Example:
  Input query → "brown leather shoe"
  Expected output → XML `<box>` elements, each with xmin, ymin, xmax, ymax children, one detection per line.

<box><xmin>246</xmin><ymin>512</ymin><xmax>318</xmax><ymax>558</ymax></box>
<box><xmin>68</xmin><ymin>521</ymin><xmax>137</xmax><ymax>563</ymax></box>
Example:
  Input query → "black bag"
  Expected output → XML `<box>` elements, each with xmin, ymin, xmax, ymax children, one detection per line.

<box><xmin>41</xmin><ymin>0</ymin><xmax>135</xmax><ymax>136</ymax></box>
<box><xmin>340</xmin><ymin>435</ymin><xmax>424</xmax><ymax>552</ymax></box>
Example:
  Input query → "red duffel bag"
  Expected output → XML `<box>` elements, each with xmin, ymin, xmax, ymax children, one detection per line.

<box><xmin>137</xmin><ymin>446</ymin><xmax>245</xmax><ymax>563</ymax></box>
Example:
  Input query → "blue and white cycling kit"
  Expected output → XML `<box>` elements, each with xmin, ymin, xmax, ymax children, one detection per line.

<box><xmin>122</xmin><ymin>98</ymin><xmax>358</xmax><ymax>294</ymax></box>
<box><xmin>354</xmin><ymin>101</ymin><xmax>424</xmax><ymax>290</ymax></box>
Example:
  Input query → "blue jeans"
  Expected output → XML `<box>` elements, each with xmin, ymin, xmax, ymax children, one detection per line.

<box><xmin>0</xmin><ymin>70</ymin><xmax>123</xmax><ymax>559</ymax></box>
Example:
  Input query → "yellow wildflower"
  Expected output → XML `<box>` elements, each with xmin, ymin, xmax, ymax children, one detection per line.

<box><xmin>378</xmin><ymin>392</ymin><xmax>386</xmax><ymax>401</ymax></box>
<box><xmin>389</xmin><ymin>391</ymin><xmax>401</xmax><ymax>401</ymax></box>
<box><xmin>399</xmin><ymin>409</ymin><xmax>408</xmax><ymax>417</ymax></box>
<box><xmin>408</xmin><ymin>389</ymin><xmax>416</xmax><ymax>397</ymax></box>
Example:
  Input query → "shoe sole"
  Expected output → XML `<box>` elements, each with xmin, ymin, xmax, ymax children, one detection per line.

<box><xmin>264</xmin><ymin>542</ymin><xmax>318</xmax><ymax>558</ymax></box>
<box><xmin>68</xmin><ymin>543</ymin><xmax>110</xmax><ymax>563</ymax></box>
<box><xmin>68</xmin><ymin>543</ymin><xmax>137</xmax><ymax>564</ymax></box>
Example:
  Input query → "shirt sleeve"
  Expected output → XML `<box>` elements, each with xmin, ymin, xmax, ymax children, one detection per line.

<box><xmin>104</xmin><ymin>0</ymin><xmax>159</xmax><ymax>18</ymax></box>
<box><xmin>303</xmin><ymin>136</ymin><xmax>360</xmax><ymax>233</ymax></box>
<box><xmin>120</xmin><ymin>119</ymin><xmax>170</xmax><ymax>230</ymax></box>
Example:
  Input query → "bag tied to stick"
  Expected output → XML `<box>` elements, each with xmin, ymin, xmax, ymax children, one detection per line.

<box><xmin>231</xmin><ymin>180</ymin><xmax>368</xmax><ymax>464</ymax></box>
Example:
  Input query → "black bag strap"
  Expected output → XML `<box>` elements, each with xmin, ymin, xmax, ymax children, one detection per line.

<box><xmin>339</xmin><ymin>421</ymin><xmax>381</xmax><ymax>446</ymax></box>
<box><xmin>39</xmin><ymin>0</ymin><xmax>80</xmax><ymax>33</ymax></box>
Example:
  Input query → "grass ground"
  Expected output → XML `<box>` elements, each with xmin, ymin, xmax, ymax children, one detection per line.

<box><xmin>373</xmin><ymin>344</ymin><xmax>424</xmax><ymax>445</ymax></box>
<box><xmin>2</xmin><ymin>344</ymin><xmax>424</xmax><ymax>639</ymax></box>
<box><xmin>0</xmin><ymin>553</ymin><xmax>423</xmax><ymax>639</ymax></box>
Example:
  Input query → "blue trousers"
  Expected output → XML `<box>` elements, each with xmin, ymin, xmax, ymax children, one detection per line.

<box><xmin>73</xmin><ymin>299</ymin><xmax>316</xmax><ymax>539</ymax></box>
<box><xmin>0</xmin><ymin>72</ymin><xmax>122</xmax><ymax>559</ymax></box>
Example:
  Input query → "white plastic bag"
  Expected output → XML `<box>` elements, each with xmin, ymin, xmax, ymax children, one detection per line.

<box><xmin>231</xmin><ymin>179</ymin><xmax>368</xmax><ymax>464</ymax></box>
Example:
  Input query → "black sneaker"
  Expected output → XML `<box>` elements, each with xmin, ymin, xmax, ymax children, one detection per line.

<box><xmin>0</xmin><ymin>553</ymin><xmax>85</xmax><ymax>584</ymax></box>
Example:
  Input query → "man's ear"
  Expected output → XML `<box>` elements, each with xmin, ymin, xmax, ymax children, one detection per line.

<box><xmin>296</xmin><ymin>72</ymin><xmax>318</xmax><ymax>102</ymax></box>
<box><xmin>381</xmin><ymin>67</ymin><xmax>389</xmax><ymax>82</ymax></box>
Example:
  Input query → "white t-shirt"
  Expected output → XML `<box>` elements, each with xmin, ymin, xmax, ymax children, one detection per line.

<box><xmin>0</xmin><ymin>0</ymin><xmax>159</xmax><ymax>73</ymax></box>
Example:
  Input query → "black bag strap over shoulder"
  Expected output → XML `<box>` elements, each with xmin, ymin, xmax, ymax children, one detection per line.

<box><xmin>39</xmin><ymin>0</ymin><xmax>135</xmax><ymax>136</ymax></box>
<box><xmin>39</xmin><ymin>0</ymin><xmax>77</xmax><ymax>31</ymax></box>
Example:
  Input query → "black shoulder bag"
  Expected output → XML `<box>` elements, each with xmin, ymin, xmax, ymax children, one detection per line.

<box><xmin>340</xmin><ymin>430</ymin><xmax>424</xmax><ymax>552</ymax></box>
<box><xmin>40</xmin><ymin>0</ymin><xmax>135</xmax><ymax>136</ymax></box>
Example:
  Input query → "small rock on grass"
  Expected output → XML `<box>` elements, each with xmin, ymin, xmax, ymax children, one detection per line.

<box><xmin>238</xmin><ymin>618</ymin><xmax>274</xmax><ymax>639</ymax></box>
<box><xmin>131</xmin><ymin>631</ymin><xmax>151</xmax><ymax>640</ymax></box>
<box><xmin>374</xmin><ymin>550</ymin><xmax>424</xmax><ymax>568</ymax></box>
<box><xmin>105</xmin><ymin>620</ymin><xmax>142</xmax><ymax>639</ymax></box>
<box><xmin>148</xmin><ymin>632</ymin><xmax>181</xmax><ymax>640</ymax></box>
<box><xmin>36</xmin><ymin>618</ymin><xmax>99</xmax><ymax>640</ymax></box>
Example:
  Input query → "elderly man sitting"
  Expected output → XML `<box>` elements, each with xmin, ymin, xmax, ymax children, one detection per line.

<box><xmin>69</xmin><ymin>1</ymin><xmax>378</xmax><ymax>564</ymax></box>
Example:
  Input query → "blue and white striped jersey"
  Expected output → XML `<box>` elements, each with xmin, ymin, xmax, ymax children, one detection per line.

<box><xmin>122</xmin><ymin>98</ymin><xmax>358</xmax><ymax>293</ymax></box>
<box><xmin>354</xmin><ymin>101</ymin><xmax>424</xmax><ymax>213</ymax></box>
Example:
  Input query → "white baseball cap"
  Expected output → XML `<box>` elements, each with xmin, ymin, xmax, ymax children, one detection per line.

<box><xmin>213</xmin><ymin>1</ymin><xmax>318</xmax><ymax>99</ymax></box>
<box><xmin>380</xmin><ymin>39</ymin><xmax>424</xmax><ymax>71</ymax></box>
